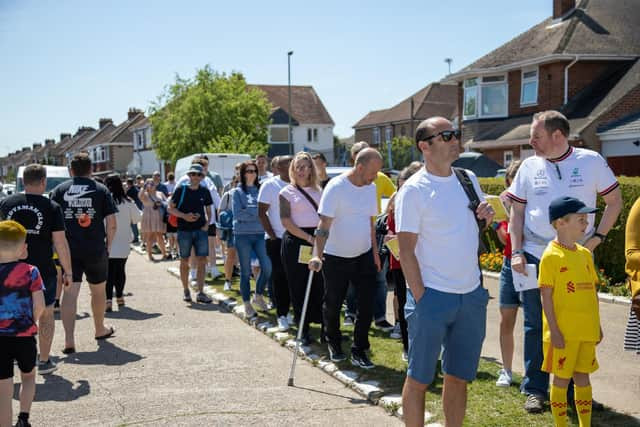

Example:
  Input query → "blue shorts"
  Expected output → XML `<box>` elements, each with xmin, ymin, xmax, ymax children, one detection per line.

<box><xmin>42</xmin><ymin>274</ymin><xmax>57</xmax><ymax>307</ymax></box>
<box><xmin>177</xmin><ymin>229</ymin><xmax>209</xmax><ymax>259</ymax></box>
<box><xmin>499</xmin><ymin>257</ymin><xmax>522</xmax><ymax>308</ymax></box>
<box><xmin>405</xmin><ymin>285</ymin><xmax>489</xmax><ymax>384</ymax></box>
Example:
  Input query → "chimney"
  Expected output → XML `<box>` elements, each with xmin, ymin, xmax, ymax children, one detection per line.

<box><xmin>127</xmin><ymin>107</ymin><xmax>142</xmax><ymax>121</ymax></box>
<box><xmin>45</xmin><ymin>139</ymin><xmax>55</xmax><ymax>146</ymax></box>
<box><xmin>99</xmin><ymin>118</ymin><xmax>113</xmax><ymax>129</ymax></box>
<box><xmin>22</xmin><ymin>147</ymin><xmax>30</xmax><ymax>152</ymax></box>
<box><xmin>60</xmin><ymin>133</ymin><xmax>71</xmax><ymax>141</ymax></box>
<box><xmin>32</xmin><ymin>143</ymin><xmax>42</xmax><ymax>150</ymax></box>
<box><xmin>553</xmin><ymin>0</ymin><xmax>576</xmax><ymax>19</ymax></box>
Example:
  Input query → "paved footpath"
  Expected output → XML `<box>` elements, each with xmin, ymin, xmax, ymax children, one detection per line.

<box><xmin>16</xmin><ymin>252</ymin><xmax>401</xmax><ymax>427</ymax></box>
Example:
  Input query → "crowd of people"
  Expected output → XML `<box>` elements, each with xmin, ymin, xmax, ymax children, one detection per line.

<box><xmin>0</xmin><ymin>110</ymin><xmax>638</xmax><ymax>427</ymax></box>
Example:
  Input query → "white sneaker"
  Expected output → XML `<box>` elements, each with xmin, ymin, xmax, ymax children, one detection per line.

<box><xmin>252</xmin><ymin>294</ymin><xmax>269</xmax><ymax>312</ymax></box>
<box><xmin>277</xmin><ymin>316</ymin><xmax>289</xmax><ymax>331</ymax></box>
<box><xmin>244</xmin><ymin>302</ymin><xmax>257</xmax><ymax>320</ymax></box>
<box><xmin>496</xmin><ymin>369</ymin><xmax>512</xmax><ymax>387</ymax></box>
<box><xmin>223</xmin><ymin>280</ymin><xmax>232</xmax><ymax>291</ymax></box>
<box><xmin>209</xmin><ymin>266</ymin><xmax>222</xmax><ymax>279</ymax></box>
<box><xmin>189</xmin><ymin>269</ymin><xmax>196</xmax><ymax>282</ymax></box>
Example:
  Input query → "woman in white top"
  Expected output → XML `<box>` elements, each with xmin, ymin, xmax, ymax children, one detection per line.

<box><xmin>104</xmin><ymin>174</ymin><xmax>142</xmax><ymax>311</ymax></box>
<box><xmin>279</xmin><ymin>152</ymin><xmax>324</xmax><ymax>345</ymax></box>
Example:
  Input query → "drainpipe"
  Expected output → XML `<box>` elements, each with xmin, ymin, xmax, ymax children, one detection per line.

<box><xmin>564</xmin><ymin>55</ymin><xmax>579</xmax><ymax>105</ymax></box>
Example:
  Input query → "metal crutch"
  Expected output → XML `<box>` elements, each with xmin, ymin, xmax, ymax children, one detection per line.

<box><xmin>287</xmin><ymin>269</ymin><xmax>315</xmax><ymax>386</ymax></box>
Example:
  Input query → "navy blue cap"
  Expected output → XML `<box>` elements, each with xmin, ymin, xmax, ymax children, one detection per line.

<box><xmin>548</xmin><ymin>196</ymin><xmax>598</xmax><ymax>223</ymax></box>
<box><xmin>187</xmin><ymin>164</ymin><xmax>204</xmax><ymax>175</ymax></box>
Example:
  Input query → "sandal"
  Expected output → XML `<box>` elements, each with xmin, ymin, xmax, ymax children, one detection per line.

<box><xmin>116</xmin><ymin>297</ymin><xmax>125</xmax><ymax>307</ymax></box>
<box><xmin>95</xmin><ymin>326</ymin><xmax>115</xmax><ymax>340</ymax></box>
<box><xmin>105</xmin><ymin>300</ymin><xmax>113</xmax><ymax>312</ymax></box>
<box><xmin>62</xmin><ymin>347</ymin><xmax>76</xmax><ymax>354</ymax></box>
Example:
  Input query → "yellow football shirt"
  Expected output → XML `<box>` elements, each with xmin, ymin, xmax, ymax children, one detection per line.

<box><xmin>538</xmin><ymin>241</ymin><xmax>600</xmax><ymax>342</ymax></box>
<box><xmin>374</xmin><ymin>172</ymin><xmax>396</xmax><ymax>214</ymax></box>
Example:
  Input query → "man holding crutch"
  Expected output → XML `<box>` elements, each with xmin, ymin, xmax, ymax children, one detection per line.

<box><xmin>308</xmin><ymin>148</ymin><xmax>382</xmax><ymax>369</ymax></box>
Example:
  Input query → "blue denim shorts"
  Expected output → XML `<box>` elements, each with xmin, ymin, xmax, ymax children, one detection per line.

<box><xmin>177</xmin><ymin>229</ymin><xmax>209</xmax><ymax>258</ymax></box>
<box><xmin>499</xmin><ymin>257</ymin><xmax>522</xmax><ymax>308</ymax></box>
<box><xmin>405</xmin><ymin>285</ymin><xmax>489</xmax><ymax>384</ymax></box>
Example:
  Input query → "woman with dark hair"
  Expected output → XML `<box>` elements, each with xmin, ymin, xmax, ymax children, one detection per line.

<box><xmin>104</xmin><ymin>174</ymin><xmax>142</xmax><ymax>311</ymax></box>
<box><xmin>279</xmin><ymin>152</ymin><xmax>324</xmax><ymax>345</ymax></box>
<box><xmin>232</xmin><ymin>161</ymin><xmax>272</xmax><ymax>319</ymax></box>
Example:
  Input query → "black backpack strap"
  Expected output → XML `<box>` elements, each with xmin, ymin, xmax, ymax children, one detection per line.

<box><xmin>295</xmin><ymin>185</ymin><xmax>319</xmax><ymax>212</ymax></box>
<box><xmin>453</xmin><ymin>167</ymin><xmax>486</xmax><ymax>287</ymax></box>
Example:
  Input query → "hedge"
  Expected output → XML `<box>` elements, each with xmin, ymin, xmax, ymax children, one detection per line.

<box><xmin>478</xmin><ymin>176</ymin><xmax>640</xmax><ymax>284</ymax></box>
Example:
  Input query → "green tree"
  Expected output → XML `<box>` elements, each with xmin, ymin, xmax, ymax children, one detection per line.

<box><xmin>381</xmin><ymin>136</ymin><xmax>416</xmax><ymax>170</ymax></box>
<box><xmin>149</xmin><ymin>65</ymin><xmax>271</xmax><ymax>162</ymax></box>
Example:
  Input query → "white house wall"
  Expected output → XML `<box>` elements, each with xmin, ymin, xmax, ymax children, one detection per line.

<box><xmin>291</xmin><ymin>125</ymin><xmax>334</xmax><ymax>163</ymax></box>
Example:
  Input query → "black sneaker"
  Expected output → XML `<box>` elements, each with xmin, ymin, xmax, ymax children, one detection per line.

<box><xmin>328</xmin><ymin>343</ymin><xmax>347</xmax><ymax>362</ymax></box>
<box><xmin>15</xmin><ymin>419</ymin><xmax>32</xmax><ymax>427</ymax></box>
<box><xmin>37</xmin><ymin>359</ymin><xmax>58</xmax><ymax>375</ymax></box>
<box><xmin>196</xmin><ymin>292</ymin><xmax>212</xmax><ymax>304</ymax></box>
<box><xmin>183</xmin><ymin>290</ymin><xmax>192</xmax><ymax>302</ymax></box>
<box><xmin>375</xmin><ymin>319</ymin><xmax>395</xmax><ymax>332</ymax></box>
<box><xmin>524</xmin><ymin>394</ymin><xmax>544</xmax><ymax>414</ymax></box>
<box><xmin>351</xmin><ymin>350</ymin><xmax>375</xmax><ymax>369</ymax></box>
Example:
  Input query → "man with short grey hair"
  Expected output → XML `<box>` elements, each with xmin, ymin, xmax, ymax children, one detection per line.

<box><xmin>309</xmin><ymin>148</ymin><xmax>382</xmax><ymax>369</ymax></box>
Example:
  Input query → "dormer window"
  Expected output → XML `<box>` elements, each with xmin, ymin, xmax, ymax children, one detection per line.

<box><xmin>463</xmin><ymin>75</ymin><xmax>508</xmax><ymax>120</ymax></box>
<box><xmin>521</xmin><ymin>68</ymin><xmax>538</xmax><ymax>106</ymax></box>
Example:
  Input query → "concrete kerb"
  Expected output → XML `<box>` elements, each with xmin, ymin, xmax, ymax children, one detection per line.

<box><xmin>165</xmin><ymin>265</ymin><xmax>405</xmax><ymax>421</ymax></box>
<box><xmin>482</xmin><ymin>271</ymin><xmax>631</xmax><ymax>306</ymax></box>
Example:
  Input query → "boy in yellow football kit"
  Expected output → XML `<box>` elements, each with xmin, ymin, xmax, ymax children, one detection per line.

<box><xmin>538</xmin><ymin>196</ymin><xmax>603</xmax><ymax>427</ymax></box>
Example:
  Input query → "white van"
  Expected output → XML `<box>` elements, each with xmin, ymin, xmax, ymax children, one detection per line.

<box><xmin>174</xmin><ymin>153</ymin><xmax>251</xmax><ymax>185</ymax></box>
<box><xmin>16</xmin><ymin>165</ymin><xmax>71</xmax><ymax>194</ymax></box>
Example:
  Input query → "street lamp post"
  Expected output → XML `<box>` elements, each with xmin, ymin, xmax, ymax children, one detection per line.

<box><xmin>288</xmin><ymin>51</ymin><xmax>294</xmax><ymax>155</ymax></box>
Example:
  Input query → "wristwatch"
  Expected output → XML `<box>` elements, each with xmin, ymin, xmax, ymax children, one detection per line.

<box><xmin>511</xmin><ymin>249</ymin><xmax>525</xmax><ymax>256</ymax></box>
<box><xmin>593</xmin><ymin>232</ymin><xmax>607</xmax><ymax>242</ymax></box>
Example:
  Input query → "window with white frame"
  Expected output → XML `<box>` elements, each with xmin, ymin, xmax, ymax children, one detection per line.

<box><xmin>504</xmin><ymin>150</ymin><xmax>513</xmax><ymax>167</ymax></box>
<box><xmin>373</xmin><ymin>127</ymin><xmax>381</xmax><ymax>145</ymax></box>
<box><xmin>385</xmin><ymin>126</ymin><xmax>392</xmax><ymax>143</ymax></box>
<box><xmin>463</xmin><ymin>75</ymin><xmax>508</xmax><ymax>120</ymax></box>
<box><xmin>307</xmin><ymin>128</ymin><xmax>319</xmax><ymax>142</ymax></box>
<box><xmin>135</xmin><ymin>132</ymin><xmax>145</xmax><ymax>149</ymax></box>
<box><xmin>521</xmin><ymin>69</ymin><xmax>538</xmax><ymax>106</ymax></box>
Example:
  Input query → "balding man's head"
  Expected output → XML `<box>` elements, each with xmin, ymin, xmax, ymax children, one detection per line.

<box><xmin>415</xmin><ymin>117</ymin><xmax>452</xmax><ymax>148</ymax></box>
<box><xmin>350</xmin><ymin>141</ymin><xmax>370</xmax><ymax>160</ymax></box>
<box><xmin>355</xmin><ymin>147</ymin><xmax>383</xmax><ymax>167</ymax></box>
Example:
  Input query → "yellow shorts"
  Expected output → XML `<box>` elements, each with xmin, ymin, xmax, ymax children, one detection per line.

<box><xmin>543</xmin><ymin>340</ymin><xmax>599</xmax><ymax>378</ymax></box>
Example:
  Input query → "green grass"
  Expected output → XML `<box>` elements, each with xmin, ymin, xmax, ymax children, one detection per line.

<box><xmin>202</xmin><ymin>274</ymin><xmax>639</xmax><ymax>427</ymax></box>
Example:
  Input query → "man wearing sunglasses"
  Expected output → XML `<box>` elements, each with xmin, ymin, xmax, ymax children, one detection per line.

<box><xmin>396</xmin><ymin>117</ymin><xmax>494</xmax><ymax>427</ymax></box>
<box><xmin>168</xmin><ymin>164</ymin><xmax>214</xmax><ymax>304</ymax></box>
<box><xmin>506</xmin><ymin>110</ymin><xmax>621</xmax><ymax>414</ymax></box>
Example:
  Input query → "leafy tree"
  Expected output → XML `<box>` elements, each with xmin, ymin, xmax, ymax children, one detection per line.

<box><xmin>381</xmin><ymin>137</ymin><xmax>417</xmax><ymax>170</ymax></box>
<box><xmin>149</xmin><ymin>65</ymin><xmax>271</xmax><ymax>162</ymax></box>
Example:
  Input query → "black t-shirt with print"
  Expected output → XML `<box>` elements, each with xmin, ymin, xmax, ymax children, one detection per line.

<box><xmin>170</xmin><ymin>185</ymin><xmax>213</xmax><ymax>231</ymax></box>
<box><xmin>0</xmin><ymin>194</ymin><xmax>65</xmax><ymax>280</ymax></box>
<box><xmin>50</xmin><ymin>177</ymin><xmax>118</xmax><ymax>256</ymax></box>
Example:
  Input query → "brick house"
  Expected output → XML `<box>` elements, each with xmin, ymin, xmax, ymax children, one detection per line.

<box><xmin>248</xmin><ymin>85</ymin><xmax>335</xmax><ymax>162</ymax></box>
<box><xmin>353</xmin><ymin>83</ymin><xmax>458</xmax><ymax>147</ymax></box>
<box><xmin>444</xmin><ymin>0</ymin><xmax>640</xmax><ymax>175</ymax></box>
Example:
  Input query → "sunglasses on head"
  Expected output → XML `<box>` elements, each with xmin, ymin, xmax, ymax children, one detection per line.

<box><xmin>424</xmin><ymin>129</ymin><xmax>461</xmax><ymax>142</ymax></box>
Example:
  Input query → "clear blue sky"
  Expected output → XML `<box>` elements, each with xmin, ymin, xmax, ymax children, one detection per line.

<box><xmin>0</xmin><ymin>0</ymin><xmax>549</xmax><ymax>157</ymax></box>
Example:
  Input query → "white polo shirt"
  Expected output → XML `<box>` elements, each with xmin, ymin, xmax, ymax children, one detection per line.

<box><xmin>395</xmin><ymin>168</ymin><xmax>484</xmax><ymax>294</ymax></box>
<box><xmin>507</xmin><ymin>147</ymin><xmax>618</xmax><ymax>259</ymax></box>
<box><xmin>318</xmin><ymin>173</ymin><xmax>377</xmax><ymax>258</ymax></box>
<box><xmin>257</xmin><ymin>176</ymin><xmax>288</xmax><ymax>239</ymax></box>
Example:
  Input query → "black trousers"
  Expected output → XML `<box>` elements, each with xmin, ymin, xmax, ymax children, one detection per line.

<box><xmin>106</xmin><ymin>258</ymin><xmax>127</xmax><ymax>300</ymax></box>
<box><xmin>282</xmin><ymin>230</ymin><xmax>324</xmax><ymax>334</ymax></box>
<box><xmin>391</xmin><ymin>268</ymin><xmax>408</xmax><ymax>352</ymax></box>
<box><xmin>322</xmin><ymin>249</ymin><xmax>376</xmax><ymax>351</ymax></box>
<box><xmin>266</xmin><ymin>237</ymin><xmax>290</xmax><ymax>317</ymax></box>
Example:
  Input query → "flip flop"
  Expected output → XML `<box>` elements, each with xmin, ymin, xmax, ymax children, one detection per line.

<box><xmin>95</xmin><ymin>327</ymin><xmax>115</xmax><ymax>341</ymax></box>
<box><xmin>62</xmin><ymin>347</ymin><xmax>75</xmax><ymax>354</ymax></box>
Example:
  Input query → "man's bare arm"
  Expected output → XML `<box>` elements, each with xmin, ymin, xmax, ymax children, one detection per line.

<box><xmin>397</xmin><ymin>231</ymin><xmax>424</xmax><ymax>301</ymax></box>
<box><xmin>52</xmin><ymin>230</ymin><xmax>72</xmax><ymax>286</ymax></box>
<box><xmin>258</xmin><ymin>202</ymin><xmax>276</xmax><ymax>239</ymax></box>
<box><xmin>309</xmin><ymin>215</ymin><xmax>333</xmax><ymax>271</ymax></box>
<box><xmin>585</xmin><ymin>187</ymin><xmax>623</xmax><ymax>251</ymax></box>
<box><xmin>509</xmin><ymin>201</ymin><xmax>526</xmax><ymax>274</ymax></box>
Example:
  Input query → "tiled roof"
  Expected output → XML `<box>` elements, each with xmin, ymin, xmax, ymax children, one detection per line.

<box><xmin>78</xmin><ymin>123</ymin><xmax>117</xmax><ymax>150</ymax></box>
<box><xmin>598</xmin><ymin>111</ymin><xmax>640</xmax><ymax>135</ymax></box>
<box><xmin>248</xmin><ymin>85</ymin><xmax>334</xmax><ymax>125</ymax></box>
<box><xmin>353</xmin><ymin>83</ymin><xmax>457</xmax><ymax>128</ymax></box>
<box><xmin>454</xmin><ymin>0</ymin><xmax>640</xmax><ymax>74</ymax></box>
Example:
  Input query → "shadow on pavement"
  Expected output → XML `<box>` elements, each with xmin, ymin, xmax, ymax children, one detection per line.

<box><xmin>290</xmin><ymin>385</ymin><xmax>369</xmax><ymax>405</ymax></box>
<box><xmin>63</xmin><ymin>340</ymin><xmax>143</xmax><ymax>367</ymax></box>
<box><xmin>185</xmin><ymin>302</ymin><xmax>225</xmax><ymax>312</ymax></box>
<box><xmin>54</xmin><ymin>311</ymin><xmax>90</xmax><ymax>321</ymax></box>
<box><xmin>14</xmin><ymin>375</ymin><xmax>90</xmax><ymax>402</ymax></box>
<box><xmin>105</xmin><ymin>306</ymin><xmax>162</xmax><ymax>321</ymax></box>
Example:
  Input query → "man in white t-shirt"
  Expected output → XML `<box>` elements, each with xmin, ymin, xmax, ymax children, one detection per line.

<box><xmin>256</xmin><ymin>154</ymin><xmax>273</xmax><ymax>183</ymax></box>
<box><xmin>258</xmin><ymin>155</ymin><xmax>293</xmax><ymax>331</ymax></box>
<box><xmin>507</xmin><ymin>110</ymin><xmax>622</xmax><ymax>413</ymax></box>
<box><xmin>395</xmin><ymin>117</ymin><xmax>494</xmax><ymax>427</ymax></box>
<box><xmin>309</xmin><ymin>148</ymin><xmax>382</xmax><ymax>369</ymax></box>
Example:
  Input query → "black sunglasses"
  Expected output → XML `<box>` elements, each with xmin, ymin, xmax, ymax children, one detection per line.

<box><xmin>187</xmin><ymin>172</ymin><xmax>203</xmax><ymax>177</ymax></box>
<box><xmin>424</xmin><ymin>129</ymin><xmax>461</xmax><ymax>142</ymax></box>
<box><xmin>245</xmin><ymin>169</ymin><xmax>258</xmax><ymax>174</ymax></box>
